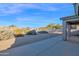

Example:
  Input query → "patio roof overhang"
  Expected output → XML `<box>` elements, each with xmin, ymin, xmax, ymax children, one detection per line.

<box><xmin>67</xmin><ymin>20</ymin><xmax>79</xmax><ymax>25</ymax></box>
<box><xmin>60</xmin><ymin>15</ymin><xmax>79</xmax><ymax>25</ymax></box>
<box><xmin>60</xmin><ymin>15</ymin><xmax>79</xmax><ymax>20</ymax></box>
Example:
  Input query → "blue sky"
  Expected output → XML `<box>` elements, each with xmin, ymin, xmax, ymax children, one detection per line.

<box><xmin>0</xmin><ymin>3</ymin><xmax>74</xmax><ymax>28</ymax></box>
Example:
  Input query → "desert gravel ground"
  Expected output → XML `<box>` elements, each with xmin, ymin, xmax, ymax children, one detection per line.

<box><xmin>12</xmin><ymin>33</ymin><xmax>61</xmax><ymax>48</ymax></box>
<box><xmin>1</xmin><ymin>33</ymin><xmax>79</xmax><ymax>56</ymax></box>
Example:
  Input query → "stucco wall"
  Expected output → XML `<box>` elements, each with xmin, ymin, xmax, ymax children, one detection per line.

<box><xmin>76</xmin><ymin>24</ymin><xmax>79</xmax><ymax>30</ymax></box>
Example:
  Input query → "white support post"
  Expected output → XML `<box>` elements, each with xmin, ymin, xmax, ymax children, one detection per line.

<box><xmin>63</xmin><ymin>21</ymin><xmax>67</xmax><ymax>41</ymax></box>
<box><xmin>67</xmin><ymin>23</ymin><xmax>71</xmax><ymax>40</ymax></box>
<box><xmin>63</xmin><ymin>21</ymin><xmax>71</xmax><ymax>41</ymax></box>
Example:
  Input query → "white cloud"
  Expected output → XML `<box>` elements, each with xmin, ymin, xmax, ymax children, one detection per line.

<box><xmin>23</xmin><ymin>3</ymin><xmax>58</xmax><ymax>11</ymax></box>
<box><xmin>0</xmin><ymin>4</ymin><xmax>22</xmax><ymax>16</ymax></box>
<box><xmin>16</xmin><ymin>17</ymin><xmax>31</xmax><ymax>21</ymax></box>
<box><xmin>0</xmin><ymin>3</ymin><xmax>59</xmax><ymax>16</ymax></box>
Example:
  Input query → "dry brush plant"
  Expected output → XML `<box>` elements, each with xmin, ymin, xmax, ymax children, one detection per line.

<box><xmin>13</xmin><ymin>28</ymin><xmax>25</xmax><ymax>37</ymax></box>
<box><xmin>0</xmin><ymin>29</ymin><xmax>16</xmax><ymax>51</ymax></box>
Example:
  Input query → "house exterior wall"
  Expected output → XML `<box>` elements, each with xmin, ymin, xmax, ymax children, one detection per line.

<box><xmin>60</xmin><ymin>4</ymin><xmax>79</xmax><ymax>41</ymax></box>
<box><xmin>76</xmin><ymin>24</ymin><xmax>79</xmax><ymax>30</ymax></box>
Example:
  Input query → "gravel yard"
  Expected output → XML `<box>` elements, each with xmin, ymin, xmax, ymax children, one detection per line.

<box><xmin>12</xmin><ymin>33</ymin><xmax>61</xmax><ymax>48</ymax></box>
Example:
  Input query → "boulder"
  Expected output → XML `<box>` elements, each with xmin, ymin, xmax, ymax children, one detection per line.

<box><xmin>0</xmin><ymin>30</ymin><xmax>16</xmax><ymax>51</ymax></box>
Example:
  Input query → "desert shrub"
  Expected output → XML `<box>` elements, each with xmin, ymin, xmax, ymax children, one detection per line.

<box><xmin>23</xmin><ymin>29</ymin><xmax>30</xmax><ymax>34</ymax></box>
<box><xmin>26</xmin><ymin>30</ymin><xmax>37</xmax><ymax>35</ymax></box>
<box><xmin>47</xmin><ymin>24</ymin><xmax>63</xmax><ymax>30</ymax></box>
<box><xmin>14</xmin><ymin>29</ymin><xmax>25</xmax><ymax>37</ymax></box>
<box><xmin>0</xmin><ymin>30</ymin><xmax>16</xmax><ymax>51</ymax></box>
<box><xmin>0</xmin><ymin>30</ymin><xmax>14</xmax><ymax>41</ymax></box>
<box><xmin>38</xmin><ymin>31</ymin><xmax>48</xmax><ymax>34</ymax></box>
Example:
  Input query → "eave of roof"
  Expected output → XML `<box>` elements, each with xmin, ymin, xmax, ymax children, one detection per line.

<box><xmin>60</xmin><ymin>15</ymin><xmax>79</xmax><ymax>21</ymax></box>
